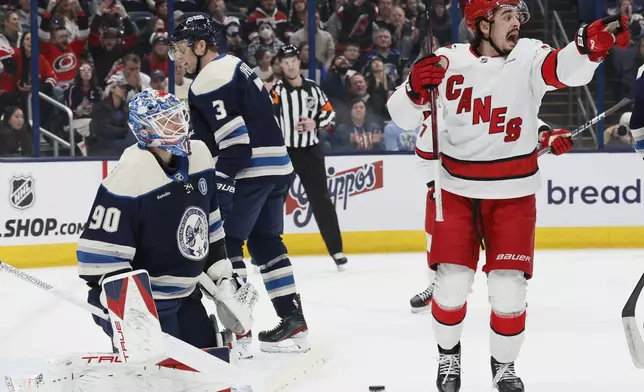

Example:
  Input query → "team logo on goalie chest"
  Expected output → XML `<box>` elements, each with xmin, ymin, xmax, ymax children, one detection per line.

<box><xmin>9</xmin><ymin>175</ymin><xmax>35</xmax><ymax>210</ymax></box>
<box><xmin>177</xmin><ymin>206</ymin><xmax>209</xmax><ymax>261</ymax></box>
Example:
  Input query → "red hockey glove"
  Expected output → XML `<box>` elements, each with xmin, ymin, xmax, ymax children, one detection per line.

<box><xmin>539</xmin><ymin>129</ymin><xmax>573</xmax><ymax>155</ymax></box>
<box><xmin>406</xmin><ymin>54</ymin><xmax>447</xmax><ymax>105</ymax></box>
<box><xmin>575</xmin><ymin>15</ymin><xmax>630</xmax><ymax>62</ymax></box>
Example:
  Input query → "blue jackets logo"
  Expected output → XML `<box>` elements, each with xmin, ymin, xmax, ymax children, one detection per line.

<box><xmin>547</xmin><ymin>179</ymin><xmax>641</xmax><ymax>204</ymax></box>
<box><xmin>177</xmin><ymin>206</ymin><xmax>209</xmax><ymax>261</ymax></box>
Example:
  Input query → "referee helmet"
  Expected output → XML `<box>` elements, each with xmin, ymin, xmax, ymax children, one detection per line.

<box><xmin>276</xmin><ymin>44</ymin><xmax>300</xmax><ymax>60</ymax></box>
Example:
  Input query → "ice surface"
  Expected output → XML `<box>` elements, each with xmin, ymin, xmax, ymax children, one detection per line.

<box><xmin>1</xmin><ymin>250</ymin><xmax>643</xmax><ymax>391</ymax></box>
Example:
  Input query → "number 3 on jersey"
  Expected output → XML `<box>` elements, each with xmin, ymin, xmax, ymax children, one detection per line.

<box><xmin>88</xmin><ymin>205</ymin><xmax>121</xmax><ymax>233</ymax></box>
<box><xmin>213</xmin><ymin>100</ymin><xmax>227</xmax><ymax>120</ymax></box>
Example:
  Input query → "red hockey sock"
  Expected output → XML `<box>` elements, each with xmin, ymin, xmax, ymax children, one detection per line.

<box><xmin>432</xmin><ymin>300</ymin><xmax>467</xmax><ymax>325</ymax></box>
<box><xmin>490</xmin><ymin>310</ymin><xmax>526</xmax><ymax>337</ymax></box>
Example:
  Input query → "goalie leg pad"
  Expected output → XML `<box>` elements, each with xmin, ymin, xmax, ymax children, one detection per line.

<box><xmin>102</xmin><ymin>270</ymin><xmax>165</xmax><ymax>364</ymax></box>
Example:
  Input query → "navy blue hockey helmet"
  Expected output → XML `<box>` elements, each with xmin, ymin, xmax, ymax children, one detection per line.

<box><xmin>276</xmin><ymin>44</ymin><xmax>299</xmax><ymax>60</ymax></box>
<box><xmin>169</xmin><ymin>14</ymin><xmax>218</xmax><ymax>60</ymax></box>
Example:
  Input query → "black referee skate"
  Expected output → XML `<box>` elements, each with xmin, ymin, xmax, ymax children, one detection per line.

<box><xmin>259</xmin><ymin>294</ymin><xmax>310</xmax><ymax>353</ymax></box>
<box><xmin>436</xmin><ymin>343</ymin><xmax>462</xmax><ymax>392</ymax></box>
<box><xmin>491</xmin><ymin>357</ymin><xmax>524</xmax><ymax>392</ymax></box>
<box><xmin>332</xmin><ymin>253</ymin><xmax>348</xmax><ymax>271</ymax></box>
<box><xmin>410</xmin><ymin>282</ymin><xmax>435</xmax><ymax>313</ymax></box>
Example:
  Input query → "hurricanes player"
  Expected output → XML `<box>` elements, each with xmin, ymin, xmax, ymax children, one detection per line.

<box><xmin>387</xmin><ymin>0</ymin><xmax>630</xmax><ymax>391</ymax></box>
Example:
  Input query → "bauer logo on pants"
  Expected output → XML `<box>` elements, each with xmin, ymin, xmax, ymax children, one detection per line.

<box><xmin>9</xmin><ymin>175</ymin><xmax>35</xmax><ymax>210</ymax></box>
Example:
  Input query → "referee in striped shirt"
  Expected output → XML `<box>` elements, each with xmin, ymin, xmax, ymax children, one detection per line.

<box><xmin>271</xmin><ymin>44</ymin><xmax>348</xmax><ymax>271</ymax></box>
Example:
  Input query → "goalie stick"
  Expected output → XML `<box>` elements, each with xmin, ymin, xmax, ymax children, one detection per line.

<box><xmin>537</xmin><ymin>97</ymin><xmax>633</xmax><ymax>157</ymax></box>
<box><xmin>0</xmin><ymin>261</ymin><xmax>333</xmax><ymax>392</ymax></box>
<box><xmin>0</xmin><ymin>261</ymin><xmax>251</xmax><ymax>389</ymax></box>
<box><xmin>622</xmin><ymin>272</ymin><xmax>644</xmax><ymax>369</ymax></box>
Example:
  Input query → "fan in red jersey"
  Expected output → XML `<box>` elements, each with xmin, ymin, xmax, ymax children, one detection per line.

<box><xmin>38</xmin><ymin>0</ymin><xmax>89</xmax><ymax>92</ymax></box>
<box><xmin>0</xmin><ymin>32</ymin><xmax>56</xmax><ymax>109</ymax></box>
<box><xmin>387</xmin><ymin>0</ymin><xmax>630</xmax><ymax>391</ymax></box>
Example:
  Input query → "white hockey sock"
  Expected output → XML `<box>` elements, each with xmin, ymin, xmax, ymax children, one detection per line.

<box><xmin>488</xmin><ymin>270</ymin><xmax>528</xmax><ymax>363</ymax></box>
<box><xmin>490</xmin><ymin>310</ymin><xmax>526</xmax><ymax>363</ymax></box>
<box><xmin>431</xmin><ymin>264</ymin><xmax>475</xmax><ymax>349</ymax></box>
<box><xmin>432</xmin><ymin>302</ymin><xmax>467</xmax><ymax>350</ymax></box>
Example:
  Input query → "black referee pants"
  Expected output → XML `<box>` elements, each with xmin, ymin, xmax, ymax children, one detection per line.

<box><xmin>287</xmin><ymin>143</ymin><xmax>343</xmax><ymax>256</ymax></box>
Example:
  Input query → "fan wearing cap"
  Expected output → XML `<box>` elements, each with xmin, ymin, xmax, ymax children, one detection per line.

<box><xmin>87</xmin><ymin>72</ymin><xmax>132</xmax><ymax>156</ymax></box>
<box><xmin>87</xmin><ymin>1</ymin><xmax>139</xmax><ymax>87</ymax></box>
<box><xmin>224</xmin><ymin>20</ymin><xmax>247</xmax><ymax>59</ymax></box>
<box><xmin>142</xmin><ymin>32</ymin><xmax>170</xmax><ymax>77</ymax></box>
<box><xmin>149</xmin><ymin>69</ymin><xmax>167</xmax><ymax>91</ymax></box>
<box><xmin>170</xmin><ymin>15</ymin><xmax>312</xmax><ymax>356</ymax></box>
<box><xmin>270</xmin><ymin>44</ymin><xmax>346</xmax><ymax>270</ymax></box>
<box><xmin>386</xmin><ymin>1</ymin><xmax>630</xmax><ymax>391</ymax></box>
<box><xmin>38</xmin><ymin>0</ymin><xmax>89</xmax><ymax>91</ymax></box>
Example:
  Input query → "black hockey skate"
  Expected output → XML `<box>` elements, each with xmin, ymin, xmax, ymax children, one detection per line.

<box><xmin>491</xmin><ymin>357</ymin><xmax>524</xmax><ymax>392</ymax></box>
<box><xmin>410</xmin><ymin>282</ymin><xmax>435</xmax><ymax>313</ymax></box>
<box><xmin>259</xmin><ymin>294</ymin><xmax>309</xmax><ymax>353</ymax></box>
<box><xmin>436</xmin><ymin>343</ymin><xmax>461</xmax><ymax>392</ymax></box>
<box><xmin>332</xmin><ymin>253</ymin><xmax>348</xmax><ymax>271</ymax></box>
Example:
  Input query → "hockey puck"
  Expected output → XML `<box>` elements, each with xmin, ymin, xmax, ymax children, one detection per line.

<box><xmin>369</xmin><ymin>386</ymin><xmax>385</xmax><ymax>391</ymax></box>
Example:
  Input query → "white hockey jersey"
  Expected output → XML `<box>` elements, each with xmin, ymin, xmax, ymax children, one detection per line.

<box><xmin>388</xmin><ymin>39</ymin><xmax>599</xmax><ymax>199</ymax></box>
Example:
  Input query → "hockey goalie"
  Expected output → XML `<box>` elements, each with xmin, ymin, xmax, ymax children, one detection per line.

<box><xmin>5</xmin><ymin>90</ymin><xmax>259</xmax><ymax>392</ymax></box>
<box><xmin>387</xmin><ymin>0</ymin><xmax>630</xmax><ymax>391</ymax></box>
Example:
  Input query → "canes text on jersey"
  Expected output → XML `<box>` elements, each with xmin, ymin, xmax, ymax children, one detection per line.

<box><xmin>446</xmin><ymin>75</ymin><xmax>523</xmax><ymax>143</ymax></box>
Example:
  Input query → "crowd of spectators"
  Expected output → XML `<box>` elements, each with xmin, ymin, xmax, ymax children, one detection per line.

<box><xmin>0</xmin><ymin>0</ymin><xmax>465</xmax><ymax>157</ymax></box>
<box><xmin>588</xmin><ymin>0</ymin><xmax>644</xmax><ymax>147</ymax></box>
<box><xmin>2</xmin><ymin>0</ymin><xmax>642</xmax><ymax>157</ymax></box>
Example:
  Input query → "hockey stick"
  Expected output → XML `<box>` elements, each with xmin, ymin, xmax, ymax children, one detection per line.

<box><xmin>0</xmin><ymin>261</ymin><xmax>252</xmax><ymax>389</ymax></box>
<box><xmin>622</xmin><ymin>272</ymin><xmax>644</xmax><ymax>369</ymax></box>
<box><xmin>537</xmin><ymin>97</ymin><xmax>633</xmax><ymax>157</ymax></box>
<box><xmin>423</xmin><ymin>0</ymin><xmax>444</xmax><ymax>221</ymax></box>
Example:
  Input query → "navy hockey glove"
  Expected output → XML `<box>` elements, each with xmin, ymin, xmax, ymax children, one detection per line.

<box><xmin>406</xmin><ymin>54</ymin><xmax>447</xmax><ymax>105</ymax></box>
<box><xmin>216</xmin><ymin>174</ymin><xmax>235</xmax><ymax>219</ymax></box>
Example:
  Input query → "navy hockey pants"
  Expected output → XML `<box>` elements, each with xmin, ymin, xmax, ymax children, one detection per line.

<box><xmin>223</xmin><ymin>177</ymin><xmax>298</xmax><ymax>318</ymax></box>
<box><xmin>89</xmin><ymin>287</ymin><xmax>218</xmax><ymax>350</ymax></box>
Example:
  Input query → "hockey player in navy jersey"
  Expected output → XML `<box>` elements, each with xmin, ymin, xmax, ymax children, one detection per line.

<box><xmin>169</xmin><ymin>15</ymin><xmax>309</xmax><ymax>355</ymax></box>
<box><xmin>77</xmin><ymin>89</ymin><xmax>256</xmax><ymax>353</ymax></box>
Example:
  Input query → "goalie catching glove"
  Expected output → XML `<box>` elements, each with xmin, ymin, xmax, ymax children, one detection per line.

<box><xmin>200</xmin><ymin>260</ymin><xmax>259</xmax><ymax>336</ymax></box>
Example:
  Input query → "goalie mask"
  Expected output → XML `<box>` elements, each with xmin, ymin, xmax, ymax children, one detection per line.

<box><xmin>128</xmin><ymin>89</ymin><xmax>193</xmax><ymax>156</ymax></box>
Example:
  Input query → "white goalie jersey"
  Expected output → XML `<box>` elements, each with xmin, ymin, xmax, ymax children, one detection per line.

<box><xmin>388</xmin><ymin>39</ymin><xmax>599</xmax><ymax>199</ymax></box>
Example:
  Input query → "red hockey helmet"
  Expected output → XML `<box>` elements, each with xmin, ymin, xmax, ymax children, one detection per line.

<box><xmin>464</xmin><ymin>0</ymin><xmax>530</xmax><ymax>31</ymax></box>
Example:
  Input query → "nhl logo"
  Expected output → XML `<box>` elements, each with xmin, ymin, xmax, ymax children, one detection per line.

<box><xmin>306</xmin><ymin>96</ymin><xmax>317</xmax><ymax>111</ymax></box>
<box><xmin>9</xmin><ymin>175</ymin><xmax>35</xmax><ymax>210</ymax></box>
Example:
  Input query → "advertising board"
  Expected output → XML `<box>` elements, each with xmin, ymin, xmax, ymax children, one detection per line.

<box><xmin>1</xmin><ymin>153</ymin><xmax>643</xmax><ymax>268</ymax></box>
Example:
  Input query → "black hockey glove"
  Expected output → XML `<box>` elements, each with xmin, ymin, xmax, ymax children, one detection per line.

<box><xmin>216</xmin><ymin>174</ymin><xmax>235</xmax><ymax>219</ymax></box>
